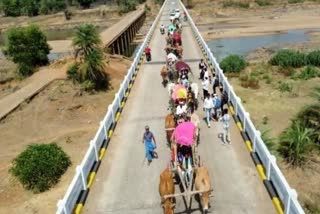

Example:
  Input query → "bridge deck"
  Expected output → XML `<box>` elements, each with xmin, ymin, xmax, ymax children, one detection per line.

<box><xmin>100</xmin><ymin>9</ymin><xmax>145</xmax><ymax>47</ymax></box>
<box><xmin>83</xmin><ymin>1</ymin><xmax>276</xmax><ymax>213</ymax></box>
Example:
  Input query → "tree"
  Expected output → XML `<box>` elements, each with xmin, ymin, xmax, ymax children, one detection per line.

<box><xmin>68</xmin><ymin>23</ymin><xmax>110</xmax><ymax>90</ymax></box>
<box><xmin>5</xmin><ymin>25</ymin><xmax>51</xmax><ymax>76</ymax></box>
<box><xmin>77</xmin><ymin>0</ymin><xmax>95</xmax><ymax>8</ymax></box>
<box><xmin>73</xmin><ymin>24</ymin><xmax>101</xmax><ymax>59</ymax></box>
<box><xmin>1</xmin><ymin>0</ymin><xmax>21</xmax><ymax>16</ymax></box>
<box><xmin>278</xmin><ymin>120</ymin><xmax>314</xmax><ymax>167</ymax></box>
<box><xmin>20</xmin><ymin>0</ymin><xmax>40</xmax><ymax>16</ymax></box>
<box><xmin>10</xmin><ymin>143</ymin><xmax>71</xmax><ymax>193</ymax></box>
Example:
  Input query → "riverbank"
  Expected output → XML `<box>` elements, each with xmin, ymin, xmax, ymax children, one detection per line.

<box><xmin>190</xmin><ymin>0</ymin><xmax>320</xmax><ymax>41</ymax></box>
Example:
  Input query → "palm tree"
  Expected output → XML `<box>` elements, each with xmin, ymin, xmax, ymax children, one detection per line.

<box><xmin>278</xmin><ymin>120</ymin><xmax>314</xmax><ymax>167</ymax></box>
<box><xmin>78</xmin><ymin>48</ymin><xmax>110</xmax><ymax>90</ymax></box>
<box><xmin>72</xmin><ymin>24</ymin><xmax>101</xmax><ymax>61</ymax></box>
<box><xmin>69</xmin><ymin>23</ymin><xmax>110</xmax><ymax>90</ymax></box>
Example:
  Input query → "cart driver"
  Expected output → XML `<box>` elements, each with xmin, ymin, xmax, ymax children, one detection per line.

<box><xmin>176</xmin><ymin>101</ymin><xmax>187</xmax><ymax>116</ymax></box>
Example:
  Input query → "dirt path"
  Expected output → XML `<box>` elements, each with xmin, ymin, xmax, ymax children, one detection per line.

<box><xmin>0</xmin><ymin>64</ymin><xmax>68</xmax><ymax>120</ymax></box>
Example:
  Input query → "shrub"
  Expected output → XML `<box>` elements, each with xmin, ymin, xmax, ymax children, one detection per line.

<box><xmin>278</xmin><ymin>120</ymin><xmax>313</xmax><ymax>167</ymax></box>
<box><xmin>5</xmin><ymin>25</ymin><xmax>51</xmax><ymax>77</ymax></box>
<box><xmin>262</xmin><ymin>74</ymin><xmax>272</xmax><ymax>84</ymax></box>
<box><xmin>10</xmin><ymin>143</ymin><xmax>71</xmax><ymax>193</ymax></box>
<box><xmin>239</xmin><ymin>73</ymin><xmax>260</xmax><ymax>89</ymax></box>
<box><xmin>288</xmin><ymin>0</ymin><xmax>304</xmax><ymax>3</ymax></box>
<box><xmin>278</xmin><ymin>81</ymin><xmax>293</xmax><ymax>93</ymax></box>
<box><xmin>278</xmin><ymin>67</ymin><xmax>296</xmax><ymax>77</ymax></box>
<box><xmin>255</xmin><ymin>0</ymin><xmax>271</xmax><ymax>6</ymax></box>
<box><xmin>296</xmin><ymin>103</ymin><xmax>320</xmax><ymax>145</ymax></box>
<box><xmin>39</xmin><ymin>0</ymin><xmax>66</xmax><ymax>15</ymax></box>
<box><xmin>118</xmin><ymin>0</ymin><xmax>137</xmax><ymax>13</ymax></box>
<box><xmin>307</xmin><ymin>50</ymin><xmax>320</xmax><ymax>66</ymax></box>
<box><xmin>311</xmin><ymin>86</ymin><xmax>320</xmax><ymax>102</ymax></box>
<box><xmin>67</xmin><ymin>63</ymin><xmax>80</xmax><ymax>83</ymax></box>
<box><xmin>222</xmin><ymin>1</ymin><xmax>249</xmax><ymax>8</ymax></box>
<box><xmin>261</xmin><ymin>129</ymin><xmax>276</xmax><ymax>151</ymax></box>
<box><xmin>296</xmin><ymin>66</ymin><xmax>319</xmax><ymax>80</ymax></box>
<box><xmin>269</xmin><ymin>49</ymin><xmax>307</xmax><ymax>68</ymax></box>
<box><xmin>220</xmin><ymin>54</ymin><xmax>246</xmax><ymax>73</ymax></box>
<box><xmin>77</xmin><ymin>0</ymin><xmax>95</xmax><ymax>9</ymax></box>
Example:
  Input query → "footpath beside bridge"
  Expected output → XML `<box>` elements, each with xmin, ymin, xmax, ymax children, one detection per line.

<box><xmin>56</xmin><ymin>0</ymin><xmax>305</xmax><ymax>214</ymax></box>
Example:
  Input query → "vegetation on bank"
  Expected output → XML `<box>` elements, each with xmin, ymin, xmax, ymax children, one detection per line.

<box><xmin>4</xmin><ymin>25</ymin><xmax>51</xmax><ymax>77</ymax></box>
<box><xmin>68</xmin><ymin>23</ymin><xmax>110</xmax><ymax>91</ymax></box>
<box><xmin>222</xmin><ymin>1</ymin><xmax>250</xmax><ymax>8</ymax></box>
<box><xmin>220</xmin><ymin>54</ymin><xmax>247</xmax><ymax>73</ymax></box>
<box><xmin>10</xmin><ymin>143</ymin><xmax>71</xmax><ymax>193</ymax></box>
<box><xmin>0</xmin><ymin>0</ymin><xmax>149</xmax><ymax>17</ymax></box>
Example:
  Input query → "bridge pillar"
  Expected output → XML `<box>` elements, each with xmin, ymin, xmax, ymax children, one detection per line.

<box><xmin>116</xmin><ymin>39</ymin><xmax>121</xmax><ymax>55</ymax></box>
<box><xmin>120</xmin><ymin>35</ymin><xmax>125</xmax><ymax>55</ymax></box>
<box><xmin>124</xmin><ymin>32</ymin><xmax>128</xmax><ymax>56</ymax></box>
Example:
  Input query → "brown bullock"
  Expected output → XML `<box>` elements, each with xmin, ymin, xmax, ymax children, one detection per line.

<box><xmin>165</xmin><ymin>113</ymin><xmax>176</xmax><ymax>145</ymax></box>
<box><xmin>159</xmin><ymin>168</ymin><xmax>175</xmax><ymax>214</ymax></box>
<box><xmin>195</xmin><ymin>166</ymin><xmax>212</xmax><ymax>214</ymax></box>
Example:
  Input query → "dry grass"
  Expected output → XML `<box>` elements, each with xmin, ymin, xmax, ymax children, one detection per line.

<box><xmin>0</xmin><ymin>57</ymin><xmax>131</xmax><ymax>213</ymax></box>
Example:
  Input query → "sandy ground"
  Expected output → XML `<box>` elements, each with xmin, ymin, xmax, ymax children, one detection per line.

<box><xmin>189</xmin><ymin>0</ymin><xmax>320</xmax><ymax>41</ymax></box>
<box><xmin>0</xmin><ymin>56</ymin><xmax>131</xmax><ymax>214</ymax></box>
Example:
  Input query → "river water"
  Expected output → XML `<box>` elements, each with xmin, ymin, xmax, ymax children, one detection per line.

<box><xmin>207</xmin><ymin>29</ymin><xmax>319</xmax><ymax>62</ymax></box>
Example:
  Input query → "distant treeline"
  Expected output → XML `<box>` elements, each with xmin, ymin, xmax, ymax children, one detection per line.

<box><xmin>0</xmin><ymin>0</ymin><xmax>103</xmax><ymax>17</ymax></box>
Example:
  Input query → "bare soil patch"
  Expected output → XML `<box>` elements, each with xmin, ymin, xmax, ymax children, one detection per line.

<box><xmin>0</xmin><ymin>57</ymin><xmax>131</xmax><ymax>213</ymax></box>
<box><xmin>190</xmin><ymin>0</ymin><xmax>320</xmax><ymax>41</ymax></box>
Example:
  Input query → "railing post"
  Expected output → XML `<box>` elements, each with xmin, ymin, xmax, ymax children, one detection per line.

<box><xmin>267</xmin><ymin>155</ymin><xmax>276</xmax><ymax>180</ymax></box>
<box><xmin>253</xmin><ymin>130</ymin><xmax>261</xmax><ymax>152</ymax></box>
<box><xmin>76</xmin><ymin>165</ymin><xmax>87</xmax><ymax>190</ymax></box>
<box><xmin>235</xmin><ymin>97</ymin><xmax>241</xmax><ymax>115</ymax></box>
<box><xmin>108</xmin><ymin>104</ymin><xmax>115</xmax><ymax>122</ymax></box>
<box><xmin>101</xmin><ymin>121</ymin><xmax>107</xmax><ymax>139</ymax></box>
<box><xmin>228</xmin><ymin>84</ymin><xmax>232</xmax><ymax>103</ymax></box>
<box><xmin>243</xmin><ymin>112</ymin><xmax>249</xmax><ymax>132</ymax></box>
<box><xmin>57</xmin><ymin>199</ymin><xmax>67</xmax><ymax>214</ymax></box>
<box><xmin>91</xmin><ymin>140</ymin><xmax>99</xmax><ymax>161</ymax></box>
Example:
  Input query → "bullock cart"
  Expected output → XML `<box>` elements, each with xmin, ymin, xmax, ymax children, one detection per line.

<box><xmin>163</xmin><ymin>122</ymin><xmax>209</xmax><ymax>210</ymax></box>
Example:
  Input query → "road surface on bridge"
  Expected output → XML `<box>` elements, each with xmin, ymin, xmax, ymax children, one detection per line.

<box><xmin>83</xmin><ymin>1</ymin><xmax>277</xmax><ymax>213</ymax></box>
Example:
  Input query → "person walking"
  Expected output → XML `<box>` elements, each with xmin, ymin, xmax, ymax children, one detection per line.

<box><xmin>220</xmin><ymin>90</ymin><xmax>229</xmax><ymax>113</ymax></box>
<box><xmin>203</xmin><ymin>94</ymin><xmax>214</xmax><ymax>128</ymax></box>
<box><xmin>187</xmin><ymin>86</ymin><xmax>195</xmax><ymax>114</ymax></box>
<box><xmin>220</xmin><ymin>108</ymin><xmax>231</xmax><ymax>144</ymax></box>
<box><xmin>212</xmin><ymin>75</ymin><xmax>219</xmax><ymax>94</ymax></box>
<box><xmin>212</xmin><ymin>93</ymin><xmax>221</xmax><ymax>120</ymax></box>
<box><xmin>142</xmin><ymin>125</ymin><xmax>157</xmax><ymax>165</ymax></box>
<box><xmin>202</xmin><ymin>76</ymin><xmax>209</xmax><ymax>99</ymax></box>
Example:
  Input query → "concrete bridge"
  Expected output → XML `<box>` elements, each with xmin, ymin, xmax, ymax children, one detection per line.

<box><xmin>57</xmin><ymin>0</ymin><xmax>304</xmax><ymax>213</ymax></box>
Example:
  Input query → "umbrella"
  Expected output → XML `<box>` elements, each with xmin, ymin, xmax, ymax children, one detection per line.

<box><xmin>175</xmin><ymin>61</ymin><xmax>191</xmax><ymax>73</ymax></box>
<box><xmin>173</xmin><ymin>122</ymin><xmax>195</xmax><ymax>146</ymax></box>
<box><xmin>168</xmin><ymin>24</ymin><xmax>176</xmax><ymax>32</ymax></box>
<box><xmin>167</xmin><ymin>53</ymin><xmax>178</xmax><ymax>62</ymax></box>
<box><xmin>171</xmin><ymin>84</ymin><xmax>186</xmax><ymax>100</ymax></box>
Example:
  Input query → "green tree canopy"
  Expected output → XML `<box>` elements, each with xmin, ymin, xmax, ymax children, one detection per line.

<box><xmin>68</xmin><ymin>23</ymin><xmax>110</xmax><ymax>91</ymax></box>
<box><xmin>5</xmin><ymin>25</ymin><xmax>51</xmax><ymax>76</ymax></box>
<box><xmin>77</xmin><ymin>0</ymin><xmax>95</xmax><ymax>8</ymax></box>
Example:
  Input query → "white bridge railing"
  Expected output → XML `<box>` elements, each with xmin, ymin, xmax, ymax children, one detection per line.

<box><xmin>56</xmin><ymin>1</ymin><xmax>167</xmax><ymax>213</ymax></box>
<box><xmin>179</xmin><ymin>1</ymin><xmax>304</xmax><ymax>214</ymax></box>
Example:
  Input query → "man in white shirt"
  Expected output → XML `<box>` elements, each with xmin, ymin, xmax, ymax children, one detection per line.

<box><xmin>203</xmin><ymin>94</ymin><xmax>214</xmax><ymax>127</ymax></box>
<box><xmin>220</xmin><ymin>108</ymin><xmax>231</xmax><ymax>144</ymax></box>
<box><xmin>176</xmin><ymin>102</ymin><xmax>187</xmax><ymax>116</ymax></box>
<box><xmin>201</xmin><ymin>76</ymin><xmax>209</xmax><ymax>99</ymax></box>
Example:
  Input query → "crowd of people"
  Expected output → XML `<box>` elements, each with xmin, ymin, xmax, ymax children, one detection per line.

<box><xmin>199</xmin><ymin>59</ymin><xmax>231</xmax><ymax>144</ymax></box>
